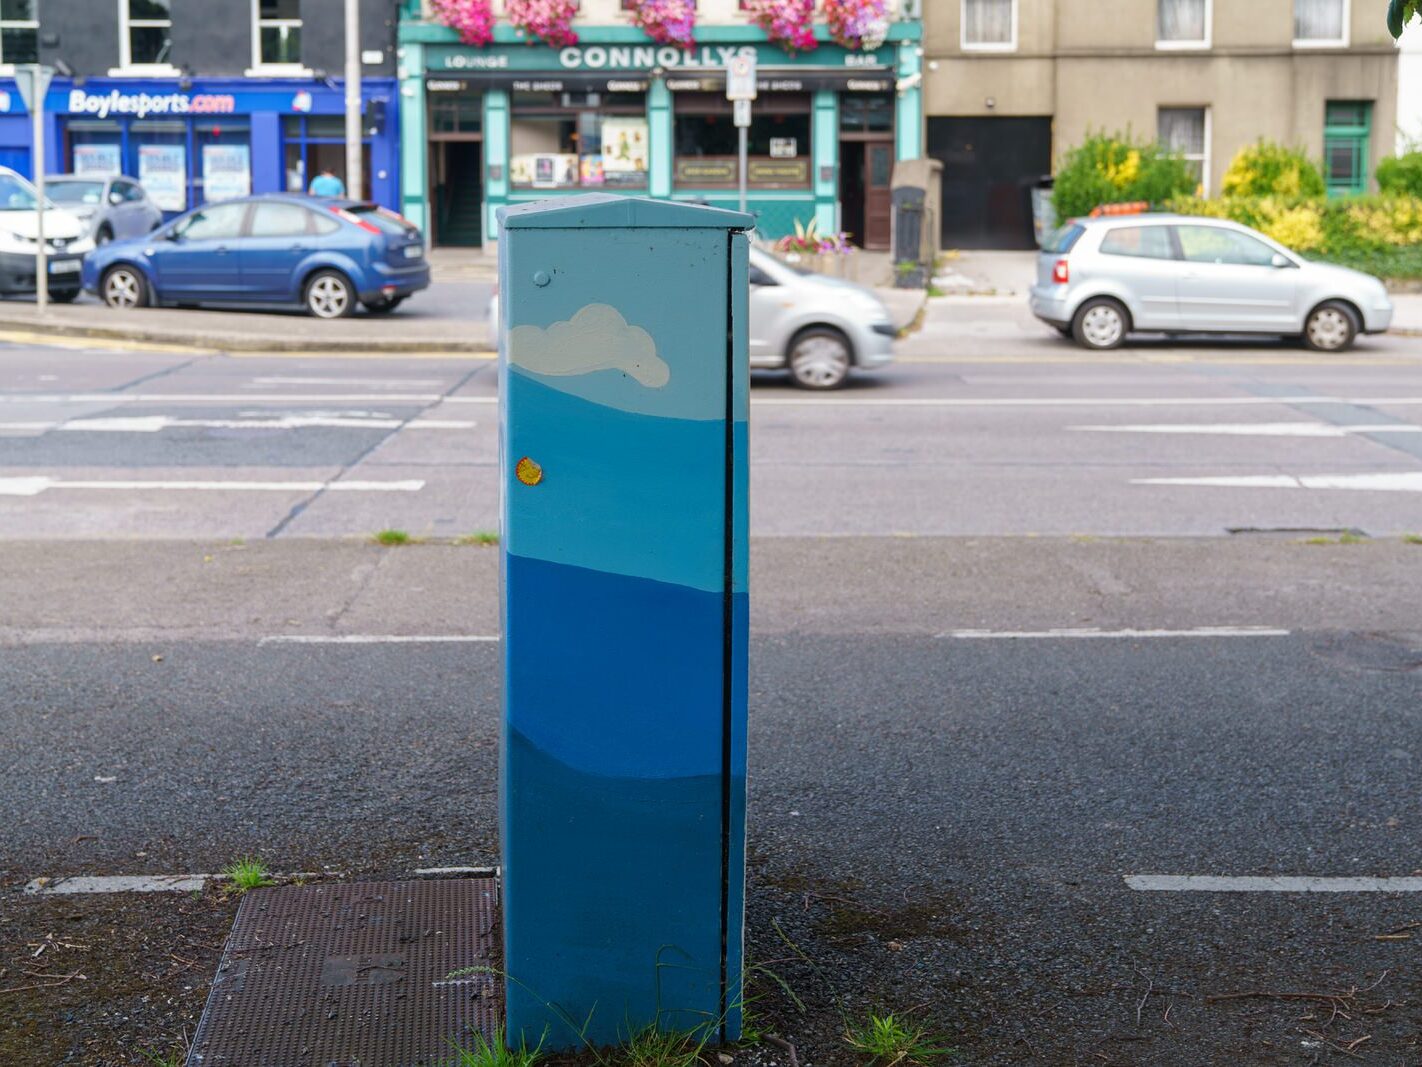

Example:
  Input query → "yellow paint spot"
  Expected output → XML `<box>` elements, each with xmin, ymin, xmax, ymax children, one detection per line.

<box><xmin>515</xmin><ymin>457</ymin><xmax>543</xmax><ymax>486</ymax></box>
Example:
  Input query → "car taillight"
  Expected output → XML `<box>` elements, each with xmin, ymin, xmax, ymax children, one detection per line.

<box><xmin>1052</xmin><ymin>258</ymin><xmax>1070</xmax><ymax>284</ymax></box>
<box><xmin>330</xmin><ymin>205</ymin><xmax>380</xmax><ymax>234</ymax></box>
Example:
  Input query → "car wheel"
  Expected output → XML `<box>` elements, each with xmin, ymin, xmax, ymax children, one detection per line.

<box><xmin>304</xmin><ymin>270</ymin><xmax>355</xmax><ymax>319</ymax></box>
<box><xmin>787</xmin><ymin>327</ymin><xmax>852</xmax><ymax>390</ymax></box>
<box><xmin>362</xmin><ymin>296</ymin><xmax>405</xmax><ymax>314</ymax></box>
<box><xmin>1072</xmin><ymin>297</ymin><xmax>1130</xmax><ymax>351</ymax></box>
<box><xmin>1303</xmin><ymin>301</ymin><xmax>1359</xmax><ymax>352</ymax></box>
<box><xmin>101</xmin><ymin>265</ymin><xmax>148</xmax><ymax>309</ymax></box>
<box><xmin>95</xmin><ymin>226</ymin><xmax>113</xmax><ymax>247</ymax></box>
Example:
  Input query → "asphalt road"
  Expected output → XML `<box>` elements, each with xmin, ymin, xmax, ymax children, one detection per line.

<box><xmin>3</xmin><ymin>321</ymin><xmax>1422</xmax><ymax>1065</ymax></box>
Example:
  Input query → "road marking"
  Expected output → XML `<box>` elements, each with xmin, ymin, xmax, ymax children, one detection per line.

<box><xmin>259</xmin><ymin>634</ymin><xmax>500</xmax><ymax>645</ymax></box>
<box><xmin>0</xmin><ymin>477</ymin><xmax>425</xmax><ymax>496</ymax></box>
<box><xmin>942</xmin><ymin>627</ymin><xmax>1291</xmax><ymax>640</ymax></box>
<box><xmin>1126</xmin><ymin>875</ymin><xmax>1422</xmax><ymax>893</ymax></box>
<box><xmin>1075</xmin><ymin>422</ymin><xmax>1422</xmax><ymax>437</ymax></box>
<box><xmin>47</xmin><ymin>415</ymin><xmax>475</xmax><ymax>432</ymax></box>
<box><xmin>1135</xmin><ymin>472</ymin><xmax>1422</xmax><ymax>492</ymax></box>
<box><xmin>0</xmin><ymin>329</ymin><xmax>219</xmax><ymax>355</ymax></box>
<box><xmin>749</xmin><ymin>396</ymin><xmax>1422</xmax><ymax>409</ymax></box>
<box><xmin>26</xmin><ymin>874</ymin><xmax>212</xmax><ymax>895</ymax></box>
<box><xmin>251</xmin><ymin>376</ymin><xmax>447</xmax><ymax>387</ymax></box>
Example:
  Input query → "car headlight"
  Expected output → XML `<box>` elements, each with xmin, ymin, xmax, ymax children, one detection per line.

<box><xmin>0</xmin><ymin>229</ymin><xmax>31</xmax><ymax>253</ymax></box>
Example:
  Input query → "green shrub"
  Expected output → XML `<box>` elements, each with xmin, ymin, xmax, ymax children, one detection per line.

<box><xmin>1221</xmin><ymin>141</ymin><xmax>1326</xmax><ymax>198</ymax></box>
<box><xmin>1377</xmin><ymin>152</ymin><xmax>1422</xmax><ymax>197</ymax></box>
<box><xmin>1052</xmin><ymin>132</ymin><xmax>1199</xmax><ymax>220</ymax></box>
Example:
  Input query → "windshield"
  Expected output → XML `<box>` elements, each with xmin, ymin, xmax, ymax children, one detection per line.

<box><xmin>48</xmin><ymin>181</ymin><xmax>104</xmax><ymax>205</ymax></box>
<box><xmin>0</xmin><ymin>174</ymin><xmax>39</xmax><ymax>211</ymax></box>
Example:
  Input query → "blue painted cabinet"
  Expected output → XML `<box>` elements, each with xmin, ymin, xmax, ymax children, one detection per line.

<box><xmin>498</xmin><ymin>195</ymin><xmax>751</xmax><ymax>1050</ymax></box>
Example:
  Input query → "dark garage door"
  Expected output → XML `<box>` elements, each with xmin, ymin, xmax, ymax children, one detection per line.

<box><xmin>929</xmin><ymin>117</ymin><xmax>1052</xmax><ymax>250</ymax></box>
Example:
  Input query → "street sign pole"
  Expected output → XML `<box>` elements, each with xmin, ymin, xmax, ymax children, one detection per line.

<box><xmin>726</xmin><ymin>54</ymin><xmax>757</xmax><ymax>217</ymax></box>
<box><xmin>20</xmin><ymin>66</ymin><xmax>53</xmax><ymax>314</ymax></box>
<box><xmin>344</xmin><ymin>0</ymin><xmax>362</xmax><ymax>197</ymax></box>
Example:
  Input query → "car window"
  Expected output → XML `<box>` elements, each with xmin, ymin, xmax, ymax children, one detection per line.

<box><xmin>1099</xmin><ymin>225</ymin><xmax>1175</xmax><ymax>260</ymax></box>
<box><xmin>311</xmin><ymin>212</ymin><xmax>340</xmax><ymax>235</ymax></box>
<box><xmin>1044</xmin><ymin>223</ymin><xmax>1086</xmax><ymax>254</ymax></box>
<box><xmin>173</xmin><ymin>202</ymin><xmax>247</xmax><ymax>240</ymax></box>
<box><xmin>1175</xmin><ymin>225</ymin><xmax>1277</xmax><ymax>267</ymax></box>
<box><xmin>347</xmin><ymin>205</ymin><xmax>415</xmax><ymax>236</ymax></box>
<box><xmin>49</xmin><ymin>180</ymin><xmax>104</xmax><ymax>205</ymax></box>
<box><xmin>249</xmin><ymin>201</ymin><xmax>314</xmax><ymax>238</ymax></box>
<box><xmin>117</xmin><ymin>181</ymin><xmax>146</xmax><ymax>203</ymax></box>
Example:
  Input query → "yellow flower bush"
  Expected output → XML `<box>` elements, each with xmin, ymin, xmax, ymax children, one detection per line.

<box><xmin>1221</xmin><ymin>142</ymin><xmax>1326</xmax><ymax>198</ymax></box>
<box><xmin>1258</xmin><ymin>200</ymin><xmax>1326</xmax><ymax>252</ymax></box>
<box><xmin>1346</xmin><ymin>198</ymin><xmax>1422</xmax><ymax>246</ymax></box>
<box><xmin>1102</xmin><ymin>150</ymin><xmax>1142</xmax><ymax>191</ymax></box>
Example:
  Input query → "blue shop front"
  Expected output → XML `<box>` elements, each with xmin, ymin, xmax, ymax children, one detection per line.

<box><xmin>0</xmin><ymin>76</ymin><xmax>400</xmax><ymax>216</ymax></box>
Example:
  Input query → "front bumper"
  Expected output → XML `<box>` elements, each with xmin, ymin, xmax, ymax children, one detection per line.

<box><xmin>850</xmin><ymin>319</ymin><xmax>896</xmax><ymax>369</ymax></box>
<box><xmin>0</xmin><ymin>250</ymin><xmax>85</xmax><ymax>294</ymax></box>
<box><xmin>1363</xmin><ymin>302</ymin><xmax>1394</xmax><ymax>334</ymax></box>
<box><xmin>361</xmin><ymin>260</ymin><xmax>431</xmax><ymax>302</ymax></box>
<box><xmin>1029</xmin><ymin>285</ymin><xmax>1072</xmax><ymax>327</ymax></box>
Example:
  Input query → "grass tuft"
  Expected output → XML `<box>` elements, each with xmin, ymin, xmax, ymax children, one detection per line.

<box><xmin>1404</xmin><ymin>533</ymin><xmax>1422</xmax><ymax>545</ymax></box>
<box><xmin>221</xmin><ymin>856</ymin><xmax>275</xmax><ymax>894</ymax></box>
<box><xmin>447</xmin><ymin>1025</ymin><xmax>545</xmax><ymax>1067</ymax></box>
<box><xmin>141</xmin><ymin>1051</ymin><xmax>184</xmax><ymax>1067</ymax></box>
<box><xmin>844</xmin><ymin>1013</ymin><xmax>954</xmax><ymax>1066</ymax></box>
<box><xmin>454</xmin><ymin>530</ymin><xmax>500</xmax><ymax>546</ymax></box>
<box><xmin>374</xmin><ymin>529</ymin><xmax>412</xmax><ymax>546</ymax></box>
<box><xmin>616</xmin><ymin>1025</ymin><xmax>710</xmax><ymax>1067</ymax></box>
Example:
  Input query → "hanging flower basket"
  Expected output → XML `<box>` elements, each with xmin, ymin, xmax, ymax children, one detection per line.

<box><xmin>825</xmin><ymin>0</ymin><xmax>889</xmax><ymax>50</ymax></box>
<box><xmin>506</xmin><ymin>0</ymin><xmax>579</xmax><ymax>48</ymax></box>
<box><xmin>629</xmin><ymin>0</ymin><xmax>696</xmax><ymax>46</ymax></box>
<box><xmin>744</xmin><ymin>0</ymin><xmax>817</xmax><ymax>54</ymax></box>
<box><xmin>429</xmin><ymin>0</ymin><xmax>495</xmax><ymax>46</ymax></box>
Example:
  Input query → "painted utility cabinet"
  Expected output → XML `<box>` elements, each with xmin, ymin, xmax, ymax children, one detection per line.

<box><xmin>498</xmin><ymin>194</ymin><xmax>752</xmax><ymax>1050</ymax></box>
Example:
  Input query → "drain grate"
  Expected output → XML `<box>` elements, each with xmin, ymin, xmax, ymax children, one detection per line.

<box><xmin>187</xmin><ymin>878</ymin><xmax>500</xmax><ymax>1067</ymax></box>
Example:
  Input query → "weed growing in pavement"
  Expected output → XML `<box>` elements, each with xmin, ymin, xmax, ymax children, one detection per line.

<box><xmin>447</xmin><ymin>1025</ymin><xmax>545</xmax><ymax>1067</ymax></box>
<box><xmin>615</xmin><ymin>1024</ymin><xmax>712</xmax><ymax>1067</ymax></box>
<box><xmin>843</xmin><ymin>1013</ymin><xmax>954</xmax><ymax>1065</ymax></box>
<box><xmin>1404</xmin><ymin>533</ymin><xmax>1422</xmax><ymax>545</ymax></box>
<box><xmin>1304</xmin><ymin>532</ymin><xmax>1368</xmax><ymax>545</ymax></box>
<box><xmin>141</xmin><ymin>1050</ymin><xmax>184</xmax><ymax>1067</ymax></box>
<box><xmin>455</xmin><ymin>530</ymin><xmax>500</xmax><ymax>546</ymax></box>
<box><xmin>221</xmin><ymin>856</ymin><xmax>275</xmax><ymax>893</ymax></box>
<box><xmin>374</xmin><ymin>528</ymin><xmax>413</xmax><ymax>545</ymax></box>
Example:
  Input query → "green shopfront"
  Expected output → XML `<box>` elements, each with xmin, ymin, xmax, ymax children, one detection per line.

<box><xmin>396</xmin><ymin>23</ymin><xmax>922</xmax><ymax>249</ymax></box>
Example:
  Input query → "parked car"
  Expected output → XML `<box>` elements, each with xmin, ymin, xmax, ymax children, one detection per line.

<box><xmin>1030</xmin><ymin>213</ymin><xmax>1394</xmax><ymax>352</ymax></box>
<box><xmin>487</xmin><ymin>244</ymin><xmax>896</xmax><ymax>390</ymax></box>
<box><xmin>0</xmin><ymin>166</ymin><xmax>92</xmax><ymax>302</ymax></box>
<box><xmin>47</xmin><ymin>174</ymin><xmax>162</xmax><ymax>245</ymax></box>
<box><xmin>82</xmin><ymin>194</ymin><xmax>430</xmax><ymax>318</ymax></box>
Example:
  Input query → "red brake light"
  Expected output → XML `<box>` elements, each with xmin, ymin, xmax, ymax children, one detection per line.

<box><xmin>330</xmin><ymin>204</ymin><xmax>380</xmax><ymax>234</ymax></box>
<box><xmin>1052</xmin><ymin>258</ymin><xmax>1070</xmax><ymax>284</ymax></box>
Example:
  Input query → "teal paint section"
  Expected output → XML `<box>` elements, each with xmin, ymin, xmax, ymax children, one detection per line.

<box><xmin>484</xmin><ymin>90</ymin><xmax>510</xmax><ymax>242</ymax></box>
<box><xmin>499</xmin><ymin>195</ymin><xmax>752</xmax><ymax>1049</ymax></box>
<box><xmin>398</xmin><ymin>41</ymin><xmax>428</xmax><ymax>230</ymax></box>
<box><xmin>813</xmin><ymin>90</ymin><xmax>839</xmax><ymax>233</ymax></box>
<box><xmin>895</xmin><ymin>41</ymin><xmax>923</xmax><ymax>161</ymax></box>
<box><xmin>648</xmin><ymin>78</ymin><xmax>673</xmax><ymax>199</ymax></box>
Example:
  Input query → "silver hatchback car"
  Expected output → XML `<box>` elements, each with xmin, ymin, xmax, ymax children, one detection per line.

<box><xmin>46</xmin><ymin>174</ymin><xmax>163</xmax><ymax>246</ymax></box>
<box><xmin>1030</xmin><ymin>213</ymin><xmax>1393</xmax><ymax>352</ymax></box>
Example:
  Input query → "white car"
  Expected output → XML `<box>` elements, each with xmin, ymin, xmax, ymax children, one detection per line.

<box><xmin>0</xmin><ymin>167</ymin><xmax>93</xmax><ymax>302</ymax></box>
<box><xmin>1030</xmin><ymin>213</ymin><xmax>1393</xmax><ymax>352</ymax></box>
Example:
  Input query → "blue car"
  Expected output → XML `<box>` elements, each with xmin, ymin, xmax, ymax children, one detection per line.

<box><xmin>82</xmin><ymin>194</ymin><xmax>430</xmax><ymax>318</ymax></box>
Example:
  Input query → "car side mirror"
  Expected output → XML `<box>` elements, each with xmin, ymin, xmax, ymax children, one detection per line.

<box><xmin>1271</xmin><ymin>253</ymin><xmax>1294</xmax><ymax>269</ymax></box>
<box><xmin>109</xmin><ymin>192</ymin><xmax>124</xmax><ymax>205</ymax></box>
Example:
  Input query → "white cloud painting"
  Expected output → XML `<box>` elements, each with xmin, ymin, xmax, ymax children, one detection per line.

<box><xmin>508</xmin><ymin>304</ymin><xmax>670</xmax><ymax>388</ymax></box>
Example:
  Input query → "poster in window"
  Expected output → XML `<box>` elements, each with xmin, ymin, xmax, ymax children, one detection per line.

<box><xmin>600</xmin><ymin>117</ymin><xmax>649</xmax><ymax>186</ymax></box>
<box><xmin>769</xmin><ymin>138</ymin><xmax>797</xmax><ymax>159</ymax></box>
<box><xmin>580</xmin><ymin>154</ymin><xmax>605</xmax><ymax>186</ymax></box>
<box><xmin>73</xmin><ymin>144</ymin><xmax>121</xmax><ymax>177</ymax></box>
<box><xmin>138</xmin><ymin>145</ymin><xmax>187</xmax><ymax>211</ymax></box>
<box><xmin>202</xmin><ymin>144</ymin><xmax>251</xmax><ymax>202</ymax></box>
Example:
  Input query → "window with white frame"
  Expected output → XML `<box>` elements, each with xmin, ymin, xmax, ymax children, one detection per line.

<box><xmin>1157</xmin><ymin>0</ymin><xmax>1209</xmax><ymax>47</ymax></box>
<box><xmin>1159</xmin><ymin>107</ymin><xmax>1209</xmax><ymax>194</ymax></box>
<box><xmin>0</xmin><ymin>1</ymin><xmax>39</xmax><ymax>65</ymax></box>
<box><xmin>121</xmin><ymin>0</ymin><xmax>173</xmax><ymax>68</ymax></box>
<box><xmin>255</xmin><ymin>0</ymin><xmax>301</xmax><ymax>68</ymax></box>
<box><xmin>1295</xmin><ymin>0</ymin><xmax>1348</xmax><ymax>45</ymax></box>
<box><xmin>962</xmin><ymin>0</ymin><xmax>1015</xmax><ymax>50</ymax></box>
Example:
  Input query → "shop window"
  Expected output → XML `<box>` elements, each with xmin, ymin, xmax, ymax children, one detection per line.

<box><xmin>283</xmin><ymin>114</ymin><xmax>371</xmax><ymax>199</ymax></box>
<box><xmin>673</xmin><ymin>94</ymin><xmax>811</xmax><ymax>190</ymax></box>
<box><xmin>254</xmin><ymin>0</ymin><xmax>303</xmax><ymax>69</ymax></box>
<box><xmin>430</xmin><ymin>88</ymin><xmax>483</xmax><ymax>134</ymax></box>
<box><xmin>962</xmin><ymin>0</ymin><xmax>1015</xmax><ymax>50</ymax></box>
<box><xmin>66</xmin><ymin>120</ymin><xmax>123</xmax><ymax>178</ymax></box>
<box><xmin>0</xmin><ymin>0</ymin><xmax>39</xmax><ymax>65</ymax></box>
<box><xmin>1158</xmin><ymin>107</ymin><xmax>1208</xmax><ymax>194</ymax></box>
<box><xmin>509</xmin><ymin>90</ymin><xmax>647</xmax><ymax>190</ymax></box>
<box><xmin>1295</xmin><ymin>0</ymin><xmax>1347</xmax><ymax>45</ymax></box>
<box><xmin>122</xmin><ymin>0</ymin><xmax>174</xmax><ymax>68</ymax></box>
<box><xmin>1324</xmin><ymin>100</ymin><xmax>1371</xmax><ymax>196</ymax></box>
<box><xmin>840</xmin><ymin>95</ymin><xmax>893</xmax><ymax>134</ymax></box>
<box><xmin>196</xmin><ymin>122</ymin><xmax>252</xmax><ymax>203</ymax></box>
<box><xmin>1157</xmin><ymin>0</ymin><xmax>1209</xmax><ymax>47</ymax></box>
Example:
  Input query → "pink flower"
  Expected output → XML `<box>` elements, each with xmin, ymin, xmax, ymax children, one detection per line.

<box><xmin>429</xmin><ymin>0</ymin><xmax>495</xmax><ymax>46</ymax></box>
<box><xmin>825</xmin><ymin>0</ymin><xmax>888</xmax><ymax>50</ymax></box>
<box><xmin>744</xmin><ymin>0</ymin><xmax>817</xmax><ymax>54</ymax></box>
<box><xmin>506</xmin><ymin>0</ymin><xmax>579</xmax><ymax>47</ymax></box>
<box><xmin>628</xmin><ymin>0</ymin><xmax>696</xmax><ymax>46</ymax></box>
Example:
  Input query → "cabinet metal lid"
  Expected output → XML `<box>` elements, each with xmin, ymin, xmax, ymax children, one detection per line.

<box><xmin>498</xmin><ymin>193</ymin><xmax>754</xmax><ymax>231</ymax></box>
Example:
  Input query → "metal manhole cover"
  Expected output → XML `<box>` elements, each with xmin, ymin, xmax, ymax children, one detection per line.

<box><xmin>188</xmin><ymin>878</ymin><xmax>500</xmax><ymax>1067</ymax></box>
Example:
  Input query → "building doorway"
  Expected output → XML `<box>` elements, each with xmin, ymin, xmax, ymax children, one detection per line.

<box><xmin>928</xmin><ymin>117</ymin><xmax>1051</xmax><ymax>249</ymax></box>
<box><xmin>432</xmin><ymin>141</ymin><xmax>482</xmax><ymax>247</ymax></box>
<box><xmin>840</xmin><ymin>137</ymin><xmax>893</xmax><ymax>250</ymax></box>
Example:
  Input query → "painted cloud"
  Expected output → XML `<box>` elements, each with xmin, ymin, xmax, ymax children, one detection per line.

<box><xmin>508</xmin><ymin>303</ymin><xmax>670</xmax><ymax>388</ymax></box>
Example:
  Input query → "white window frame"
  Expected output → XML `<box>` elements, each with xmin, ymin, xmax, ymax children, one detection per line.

<box><xmin>1159</xmin><ymin>105</ymin><xmax>1211</xmax><ymax>196</ymax></box>
<box><xmin>247</xmin><ymin>0</ymin><xmax>310</xmax><ymax>76</ymax></box>
<box><xmin>113</xmin><ymin>0</ymin><xmax>180</xmax><ymax>76</ymax></box>
<box><xmin>1294</xmin><ymin>0</ymin><xmax>1350</xmax><ymax>49</ymax></box>
<box><xmin>961</xmin><ymin>0</ymin><xmax>1017</xmax><ymax>52</ymax></box>
<box><xmin>0</xmin><ymin>1</ymin><xmax>39</xmax><ymax>73</ymax></box>
<box><xmin>1156</xmin><ymin>0</ymin><xmax>1211</xmax><ymax>51</ymax></box>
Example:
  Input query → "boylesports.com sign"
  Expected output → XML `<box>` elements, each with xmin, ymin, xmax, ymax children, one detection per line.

<box><xmin>67</xmin><ymin>89</ymin><xmax>237</xmax><ymax>119</ymax></box>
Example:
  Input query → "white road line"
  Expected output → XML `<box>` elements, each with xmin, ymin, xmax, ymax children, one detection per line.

<box><xmin>1074</xmin><ymin>422</ymin><xmax>1422</xmax><ymax>437</ymax></box>
<box><xmin>50</xmin><ymin>415</ymin><xmax>476</xmax><ymax>432</ymax></box>
<box><xmin>0</xmin><ymin>477</ymin><xmax>425</xmax><ymax>496</ymax></box>
<box><xmin>250</xmin><ymin>376</ymin><xmax>446</xmax><ymax>386</ymax></box>
<box><xmin>0</xmin><ymin>392</ymin><xmax>452</xmax><ymax>404</ymax></box>
<box><xmin>1126</xmin><ymin>875</ymin><xmax>1422</xmax><ymax>893</ymax></box>
<box><xmin>26</xmin><ymin>874</ymin><xmax>213</xmax><ymax>895</ymax></box>
<box><xmin>1135</xmin><ymin>472</ymin><xmax>1422</xmax><ymax>493</ymax></box>
<box><xmin>258</xmin><ymin>634</ymin><xmax>500</xmax><ymax>645</ymax></box>
<box><xmin>942</xmin><ymin>627</ymin><xmax>1291</xmax><ymax>640</ymax></box>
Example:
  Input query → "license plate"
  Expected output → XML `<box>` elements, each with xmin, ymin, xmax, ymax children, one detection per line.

<box><xmin>48</xmin><ymin>260</ymin><xmax>80</xmax><ymax>275</ymax></box>
<box><xmin>402</xmin><ymin>244</ymin><xmax>422</xmax><ymax>260</ymax></box>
